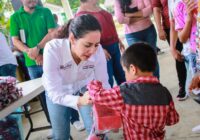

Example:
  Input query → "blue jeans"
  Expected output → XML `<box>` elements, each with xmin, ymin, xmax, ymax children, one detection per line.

<box><xmin>27</xmin><ymin>65</ymin><xmax>51</xmax><ymax>123</ymax></box>
<box><xmin>184</xmin><ymin>53</ymin><xmax>197</xmax><ymax>95</ymax></box>
<box><xmin>125</xmin><ymin>25</ymin><xmax>160</xmax><ymax>79</ymax></box>
<box><xmin>46</xmin><ymin>97</ymin><xmax>93</xmax><ymax>140</ymax></box>
<box><xmin>103</xmin><ymin>42</ymin><xmax>125</xmax><ymax>87</ymax></box>
<box><xmin>0</xmin><ymin>64</ymin><xmax>17</xmax><ymax>77</ymax></box>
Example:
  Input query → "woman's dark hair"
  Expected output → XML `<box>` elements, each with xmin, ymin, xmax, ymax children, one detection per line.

<box><xmin>121</xmin><ymin>42</ymin><xmax>157</xmax><ymax>72</ymax></box>
<box><xmin>118</xmin><ymin>0</ymin><xmax>132</xmax><ymax>13</ymax></box>
<box><xmin>59</xmin><ymin>14</ymin><xmax>101</xmax><ymax>39</ymax></box>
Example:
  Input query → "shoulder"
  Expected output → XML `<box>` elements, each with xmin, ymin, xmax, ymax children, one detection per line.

<box><xmin>45</xmin><ymin>39</ymin><xmax>69</xmax><ymax>53</ymax></box>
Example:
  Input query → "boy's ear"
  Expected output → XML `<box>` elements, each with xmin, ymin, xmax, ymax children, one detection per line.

<box><xmin>129</xmin><ymin>64</ymin><xmax>137</xmax><ymax>75</ymax></box>
<box><xmin>69</xmin><ymin>32</ymin><xmax>76</xmax><ymax>45</ymax></box>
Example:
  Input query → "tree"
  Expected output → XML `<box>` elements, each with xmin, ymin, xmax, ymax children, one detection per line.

<box><xmin>46</xmin><ymin>0</ymin><xmax>105</xmax><ymax>13</ymax></box>
<box><xmin>0</xmin><ymin>0</ymin><xmax>13</xmax><ymax>36</ymax></box>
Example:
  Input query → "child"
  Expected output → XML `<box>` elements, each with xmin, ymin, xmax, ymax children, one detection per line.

<box><xmin>174</xmin><ymin>0</ymin><xmax>198</xmax><ymax>98</ymax></box>
<box><xmin>87</xmin><ymin>43</ymin><xmax>179</xmax><ymax>140</ymax></box>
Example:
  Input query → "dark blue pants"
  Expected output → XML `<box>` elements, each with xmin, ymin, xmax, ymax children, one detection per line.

<box><xmin>125</xmin><ymin>25</ymin><xmax>160</xmax><ymax>79</ymax></box>
<box><xmin>103</xmin><ymin>42</ymin><xmax>126</xmax><ymax>87</ymax></box>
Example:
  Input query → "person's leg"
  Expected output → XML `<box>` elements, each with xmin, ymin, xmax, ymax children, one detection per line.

<box><xmin>144</xmin><ymin>25</ymin><xmax>160</xmax><ymax>79</ymax></box>
<box><xmin>78</xmin><ymin>105</ymin><xmax>93</xmax><ymax>134</ymax></box>
<box><xmin>107</xmin><ymin>42</ymin><xmax>125</xmax><ymax>85</ymax></box>
<box><xmin>184</xmin><ymin>55</ymin><xmax>192</xmax><ymax>99</ymax></box>
<box><xmin>0</xmin><ymin>64</ymin><xmax>17</xmax><ymax>77</ymax></box>
<box><xmin>70</xmin><ymin>108</ymin><xmax>79</xmax><ymax>124</ymax></box>
<box><xmin>103</xmin><ymin>47</ymin><xmax>114</xmax><ymax>87</ymax></box>
<box><xmin>16</xmin><ymin>54</ymin><xmax>30</xmax><ymax>81</ymax></box>
<box><xmin>46</xmin><ymin>96</ymin><xmax>71</xmax><ymax>140</ymax></box>
<box><xmin>70</xmin><ymin>108</ymin><xmax>85</xmax><ymax>131</ymax></box>
<box><xmin>125</xmin><ymin>31</ymin><xmax>143</xmax><ymax>47</ymax></box>
<box><xmin>165</xmin><ymin>29</ymin><xmax>187</xmax><ymax>95</ymax></box>
<box><xmin>27</xmin><ymin>66</ymin><xmax>51</xmax><ymax>123</ymax></box>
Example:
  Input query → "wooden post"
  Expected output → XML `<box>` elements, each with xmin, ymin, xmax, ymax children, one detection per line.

<box><xmin>60</xmin><ymin>0</ymin><xmax>73</xmax><ymax>20</ymax></box>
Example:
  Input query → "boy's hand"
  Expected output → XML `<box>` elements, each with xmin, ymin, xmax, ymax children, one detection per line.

<box><xmin>77</xmin><ymin>92</ymin><xmax>93</xmax><ymax>106</ymax></box>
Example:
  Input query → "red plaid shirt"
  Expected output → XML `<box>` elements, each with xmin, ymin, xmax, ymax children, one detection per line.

<box><xmin>88</xmin><ymin>76</ymin><xmax>179</xmax><ymax>140</ymax></box>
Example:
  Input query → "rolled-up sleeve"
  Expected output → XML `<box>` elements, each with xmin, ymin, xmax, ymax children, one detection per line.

<box><xmin>114</xmin><ymin>0</ymin><xmax>130</xmax><ymax>24</ymax></box>
<box><xmin>42</xmin><ymin>41</ymin><xmax>79</xmax><ymax>110</ymax></box>
<box><xmin>151</xmin><ymin>0</ymin><xmax>162</xmax><ymax>8</ymax></box>
<box><xmin>94</xmin><ymin>46</ymin><xmax>110</xmax><ymax>89</ymax></box>
<box><xmin>142</xmin><ymin>0</ymin><xmax>153</xmax><ymax>17</ymax></box>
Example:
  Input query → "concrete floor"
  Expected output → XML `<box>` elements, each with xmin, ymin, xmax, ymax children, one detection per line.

<box><xmin>22</xmin><ymin>40</ymin><xmax>200</xmax><ymax>140</ymax></box>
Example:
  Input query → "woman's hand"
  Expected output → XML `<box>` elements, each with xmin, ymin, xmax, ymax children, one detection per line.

<box><xmin>77</xmin><ymin>92</ymin><xmax>93</xmax><ymax>106</ymax></box>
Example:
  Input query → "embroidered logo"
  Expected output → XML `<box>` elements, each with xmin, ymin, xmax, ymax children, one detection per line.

<box><xmin>82</xmin><ymin>65</ymin><xmax>94</xmax><ymax>69</ymax></box>
<box><xmin>60</xmin><ymin>63</ymin><xmax>72</xmax><ymax>70</ymax></box>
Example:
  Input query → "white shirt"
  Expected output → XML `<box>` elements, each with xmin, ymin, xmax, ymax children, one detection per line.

<box><xmin>42</xmin><ymin>39</ymin><xmax>110</xmax><ymax>110</ymax></box>
<box><xmin>0</xmin><ymin>32</ymin><xmax>17</xmax><ymax>66</ymax></box>
<box><xmin>168</xmin><ymin>0</ymin><xmax>180</xmax><ymax>20</ymax></box>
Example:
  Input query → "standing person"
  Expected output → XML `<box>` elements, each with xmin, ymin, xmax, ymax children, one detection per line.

<box><xmin>10</xmin><ymin>0</ymin><xmax>56</xmax><ymax>126</ymax></box>
<box><xmin>114</xmin><ymin>0</ymin><xmax>160</xmax><ymax>79</ymax></box>
<box><xmin>42</xmin><ymin>14</ymin><xmax>110</xmax><ymax>140</ymax></box>
<box><xmin>0</xmin><ymin>32</ymin><xmax>23</xmax><ymax>140</ymax></box>
<box><xmin>153</xmin><ymin>0</ymin><xmax>187</xmax><ymax>100</ymax></box>
<box><xmin>174</xmin><ymin>0</ymin><xmax>197</xmax><ymax>99</ymax></box>
<box><xmin>87</xmin><ymin>43</ymin><xmax>179</xmax><ymax>140</ymax></box>
<box><xmin>76</xmin><ymin>0</ymin><xmax>126</xmax><ymax>87</ymax></box>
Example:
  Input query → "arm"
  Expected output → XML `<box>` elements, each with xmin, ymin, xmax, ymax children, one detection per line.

<box><xmin>170</xmin><ymin>19</ymin><xmax>184</xmax><ymax>62</ymax></box>
<box><xmin>12</xmin><ymin>37</ymin><xmax>29</xmax><ymax>53</ymax></box>
<box><xmin>153</xmin><ymin>7</ymin><xmax>166</xmax><ymax>40</ymax></box>
<box><xmin>87</xmin><ymin>80</ymin><xmax>124</xmax><ymax>112</ymax></box>
<box><xmin>166</xmin><ymin>100</ymin><xmax>179</xmax><ymax>126</ymax></box>
<box><xmin>42</xmin><ymin>41</ymin><xmax>80</xmax><ymax>110</ymax></box>
<box><xmin>177</xmin><ymin>19</ymin><xmax>192</xmax><ymax>43</ymax></box>
<box><xmin>114</xmin><ymin>0</ymin><xmax>130</xmax><ymax>24</ymax></box>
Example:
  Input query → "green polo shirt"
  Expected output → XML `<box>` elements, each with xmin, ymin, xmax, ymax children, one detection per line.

<box><xmin>10</xmin><ymin>6</ymin><xmax>55</xmax><ymax>67</ymax></box>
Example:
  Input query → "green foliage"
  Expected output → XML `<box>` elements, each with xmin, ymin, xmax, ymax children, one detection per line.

<box><xmin>0</xmin><ymin>0</ymin><xmax>13</xmax><ymax>36</ymax></box>
<box><xmin>46</xmin><ymin>0</ymin><xmax>105</xmax><ymax>13</ymax></box>
<box><xmin>46</xmin><ymin>0</ymin><xmax>62</xmax><ymax>6</ymax></box>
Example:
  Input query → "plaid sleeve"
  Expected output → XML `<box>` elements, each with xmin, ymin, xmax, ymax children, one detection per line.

<box><xmin>166</xmin><ymin>101</ymin><xmax>179</xmax><ymax>126</ymax></box>
<box><xmin>87</xmin><ymin>80</ymin><xmax>124</xmax><ymax>112</ymax></box>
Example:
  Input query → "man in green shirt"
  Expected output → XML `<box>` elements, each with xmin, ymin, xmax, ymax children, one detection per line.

<box><xmin>10</xmin><ymin>0</ymin><xmax>56</xmax><ymax>124</ymax></box>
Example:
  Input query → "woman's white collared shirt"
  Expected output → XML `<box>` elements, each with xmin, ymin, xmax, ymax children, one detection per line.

<box><xmin>42</xmin><ymin>39</ymin><xmax>110</xmax><ymax>110</ymax></box>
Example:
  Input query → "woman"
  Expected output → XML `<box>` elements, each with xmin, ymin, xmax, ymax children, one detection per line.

<box><xmin>42</xmin><ymin>14</ymin><xmax>110</xmax><ymax>140</ymax></box>
<box><xmin>76</xmin><ymin>0</ymin><xmax>126</xmax><ymax>87</ymax></box>
<box><xmin>114</xmin><ymin>0</ymin><xmax>160</xmax><ymax>78</ymax></box>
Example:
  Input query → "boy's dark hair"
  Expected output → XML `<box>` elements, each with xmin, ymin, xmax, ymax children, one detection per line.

<box><xmin>121</xmin><ymin>42</ymin><xmax>157</xmax><ymax>72</ymax></box>
<box><xmin>59</xmin><ymin>14</ymin><xmax>101</xmax><ymax>38</ymax></box>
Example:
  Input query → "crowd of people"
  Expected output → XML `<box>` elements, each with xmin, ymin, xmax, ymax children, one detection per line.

<box><xmin>0</xmin><ymin>0</ymin><xmax>199</xmax><ymax>139</ymax></box>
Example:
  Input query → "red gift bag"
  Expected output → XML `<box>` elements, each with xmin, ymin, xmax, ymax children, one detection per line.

<box><xmin>93</xmin><ymin>103</ymin><xmax>122</xmax><ymax>131</ymax></box>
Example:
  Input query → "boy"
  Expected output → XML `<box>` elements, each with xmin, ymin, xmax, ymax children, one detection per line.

<box><xmin>87</xmin><ymin>43</ymin><xmax>179</xmax><ymax>140</ymax></box>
